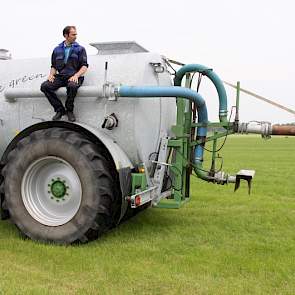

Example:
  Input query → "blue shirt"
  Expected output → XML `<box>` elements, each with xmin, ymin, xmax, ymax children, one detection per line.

<box><xmin>64</xmin><ymin>44</ymin><xmax>72</xmax><ymax>63</ymax></box>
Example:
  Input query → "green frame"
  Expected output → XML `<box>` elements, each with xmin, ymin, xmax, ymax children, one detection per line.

<box><xmin>129</xmin><ymin>77</ymin><xmax>241</xmax><ymax>209</ymax></box>
<box><xmin>157</xmin><ymin>80</ymin><xmax>241</xmax><ymax>208</ymax></box>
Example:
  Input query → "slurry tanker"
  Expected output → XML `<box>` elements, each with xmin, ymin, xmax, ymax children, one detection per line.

<box><xmin>0</xmin><ymin>42</ymin><xmax>294</xmax><ymax>244</ymax></box>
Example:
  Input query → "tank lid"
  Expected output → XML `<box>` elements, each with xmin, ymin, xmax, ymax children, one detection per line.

<box><xmin>0</xmin><ymin>49</ymin><xmax>12</xmax><ymax>60</ymax></box>
<box><xmin>89</xmin><ymin>41</ymin><xmax>148</xmax><ymax>55</ymax></box>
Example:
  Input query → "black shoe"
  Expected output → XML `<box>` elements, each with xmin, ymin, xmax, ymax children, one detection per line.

<box><xmin>52</xmin><ymin>111</ymin><xmax>64</xmax><ymax>121</ymax></box>
<box><xmin>67</xmin><ymin>111</ymin><xmax>76</xmax><ymax>122</ymax></box>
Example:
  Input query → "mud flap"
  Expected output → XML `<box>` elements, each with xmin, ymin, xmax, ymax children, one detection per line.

<box><xmin>118</xmin><ymin>167</ymin><xmax>132</xmax><ymax>223</ymax></box>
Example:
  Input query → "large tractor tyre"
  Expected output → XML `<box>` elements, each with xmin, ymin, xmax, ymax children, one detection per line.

<box><xmin>2</xmin><ymin>128</ymin><xmax>121</xmax><ymax>244</ymax></box>
<box><xmin>0</xmin><ymin>192</ymin><xmax>10</xmax><ymax>220</ymax></box>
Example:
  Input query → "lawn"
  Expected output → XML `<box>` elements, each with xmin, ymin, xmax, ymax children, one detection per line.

<box><xmin>0</xmin><ymin>136</ymin><xmax>295</xmax><ymax>294</ymax></box>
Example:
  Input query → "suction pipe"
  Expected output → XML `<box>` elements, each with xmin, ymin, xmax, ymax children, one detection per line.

<box><xmin>117</xmin><ymin>85</ymin><xmax>208</xmax><ymax>138</ymax></box>
<box><xmin>117</xmin><ymin>85</ymin><xmax>232</xmax><ymax>182</ymax></box>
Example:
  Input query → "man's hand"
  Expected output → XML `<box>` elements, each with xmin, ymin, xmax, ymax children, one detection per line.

<box><xmin>68</xmin><ymin>74</ymin><xmax>79</xmax><ymax>84</ymax></box>
<box><xmin>48</xmin><ymin>74</ymin><xmax>55</xmax><ymax>83</ymax></box>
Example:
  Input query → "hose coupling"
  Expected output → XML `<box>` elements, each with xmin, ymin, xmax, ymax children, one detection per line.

<box><xmin>103</xmin><ymin>82</ymin><xmax>117</xmax><ymax>101</ymax></box>
<box><xmin>238</xmin><ymin>121</ymin><xmax>272</xmax><ymax>139</ymax></box>
<box><xmin>213</xmin><ymin>171</ymin><xmax>236</xmax><ymax>185</ymax></box>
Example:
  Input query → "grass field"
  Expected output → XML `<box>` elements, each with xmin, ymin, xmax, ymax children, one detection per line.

<box><xmin>0</xmin><ymin>136</ymin><xmax>295</xmax><ymax>294</ymax></box>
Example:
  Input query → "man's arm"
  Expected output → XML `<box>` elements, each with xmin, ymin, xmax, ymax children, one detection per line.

<box><xmin>69</xmin><ymin>47</ymin><xmax>88</xmax><ymax>83</ymax></box>
<box><xmin>48</xmin><ymin>50</ymin><xmax>57</xmax><ymax>82</ymax></box>
<box><xmin>68</xmin><ymin>65</ymin><xmax>88</xmax><ymax>83</ymax></box>
<box><xmin>48</xmin><ymin>67</ymin><xmax>57</xmax><ymax>82</ymax></box>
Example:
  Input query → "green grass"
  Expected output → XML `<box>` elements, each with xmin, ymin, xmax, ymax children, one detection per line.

<box><xmin>1</xmin><ymin>136</ymin><xmax>295</xmax><ymax>294</ymax></box>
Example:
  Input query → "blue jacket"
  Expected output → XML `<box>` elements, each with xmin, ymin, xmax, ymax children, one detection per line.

<box><xmin>51</xmin><ymin>42</ymin><xmax>88</xmax><ymax>77</ymax></box>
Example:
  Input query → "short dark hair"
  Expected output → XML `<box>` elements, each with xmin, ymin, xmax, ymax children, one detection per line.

<box><xmin>63</xmin><ymin>26</ymin><xmax>76</xmax><ymax>37</ymax></box>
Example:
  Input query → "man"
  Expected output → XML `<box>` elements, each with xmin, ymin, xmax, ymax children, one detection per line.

<box><xmin>41</xmin><ymin>26</ymin><xmax>88</xmax><ymax>122</ymax></box>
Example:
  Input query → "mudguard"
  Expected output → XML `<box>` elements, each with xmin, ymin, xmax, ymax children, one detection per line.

<box><xmin>0</xmin><ymin>121</ymin><xmax>133</xmax><ymax>221</ymax></box>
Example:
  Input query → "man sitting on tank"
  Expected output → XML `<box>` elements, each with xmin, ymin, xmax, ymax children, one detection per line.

<box><xmin>40</xmin><ymin>26</ymin><xmax>88</xmax><ymax>122</ymax></box>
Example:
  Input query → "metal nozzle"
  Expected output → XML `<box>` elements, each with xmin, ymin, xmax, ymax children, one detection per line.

<box><xmin>213</xmin><ymin>169</ymin><xmax>255</xmax><ymax>194</ymax></box>
<box><xmin>234</xmin><ymin>170</ymin><xmax>255</xmax><ymax>194</ymax></box>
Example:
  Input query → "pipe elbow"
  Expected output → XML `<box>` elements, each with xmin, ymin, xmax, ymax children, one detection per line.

<box><xmin>193</xmin><ymin>164</ymin><xmax>211</xmax><ymax>181</ymax></box>
<box><xmin>175</xmin><ymin>64</ymin><xmax>228</xmax><ymax>123</ymax></box>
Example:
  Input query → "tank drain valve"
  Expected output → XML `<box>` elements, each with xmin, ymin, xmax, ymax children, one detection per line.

<box><xmin>101</xmin><ymin>113</ymin><xmax>118</xmax><ymax>130</ymax></box>
<box><xmin>234</xmin><ymin>169</ymin><xmax>255</xmax><ymax>195</ymax></box>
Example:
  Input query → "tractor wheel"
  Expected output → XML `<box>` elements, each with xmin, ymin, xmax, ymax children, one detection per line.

<box><xmin>2</xmin><ymin>128</ymin><xmax>121</xmax><ymax>244</ymax></box>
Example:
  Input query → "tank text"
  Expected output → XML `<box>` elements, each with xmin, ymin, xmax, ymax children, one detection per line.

<box><xmin>0</xmin><ymin>73</ymin><xmax>46</xmax><ymax>93</ymax></box>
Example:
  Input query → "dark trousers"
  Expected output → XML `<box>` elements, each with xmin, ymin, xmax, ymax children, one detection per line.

<box><xmin>40</xmin><ymin>74</ymin><xmax>84</xmax><ymax>113</ymax></box>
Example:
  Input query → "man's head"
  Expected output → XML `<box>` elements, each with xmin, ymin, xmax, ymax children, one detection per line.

<box><xmin>63</xmin><ymin>26</ymin><xmax>77</xmax><ymax>45</ymax></box>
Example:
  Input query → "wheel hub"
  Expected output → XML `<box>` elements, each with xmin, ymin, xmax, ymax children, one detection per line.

<box><xmin>50</xmin><ymin>179</ymin><xmax>67</xmax><ymax>199</ymax></box>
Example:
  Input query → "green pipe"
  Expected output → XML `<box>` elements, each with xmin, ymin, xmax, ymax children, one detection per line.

<box><xmin>194</xmin><ymin>162</ymin><xmax>212</xmax><ymax>181</ymax></box>
<box><xmin>174</xmin><ymin>64</ymin><xmax>228</xmax><ymax>123</ymax></box>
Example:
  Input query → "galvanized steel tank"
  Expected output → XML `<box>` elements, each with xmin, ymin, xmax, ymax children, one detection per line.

<box><xmin>0</xmin><ymin>42</ymin><xmax>176</xmax><ymax>165</ymax></box>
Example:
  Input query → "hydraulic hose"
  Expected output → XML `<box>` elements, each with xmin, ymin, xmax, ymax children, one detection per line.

<box><xmin>174</xmin><ymin>64</ymin><xmax>228</xmax><ymax>123</ymax></box>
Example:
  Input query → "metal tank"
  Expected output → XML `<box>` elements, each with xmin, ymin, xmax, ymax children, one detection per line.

<box><xmin>0</xmin><ymin>42</ymin><xmax>176</xmax><ymax>165</ymax></box>
<box><xmin>0</xmin><ymin>41</ymin><xmax>181</xmax><ymax>244</ymax></box>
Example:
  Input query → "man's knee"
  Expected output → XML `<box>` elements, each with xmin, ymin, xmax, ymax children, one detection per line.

<box><xmin>67</xmin><ymin>82</ymin><xmax>80</xmax><ymax>90</ymax></box>
<box><xmin>40</xmin><ymin>81</ymin><xmax>50</xmax><ymax>93</ymax></box>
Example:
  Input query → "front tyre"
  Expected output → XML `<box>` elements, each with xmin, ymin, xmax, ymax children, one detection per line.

<box><xmin>3</xmin><ymin>128</ymin><xmax>121</xmax><ymax>244</ymax></box>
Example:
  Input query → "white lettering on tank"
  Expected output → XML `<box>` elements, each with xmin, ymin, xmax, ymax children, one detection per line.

<box><xmin>0</xmin><ymin>73</ymin><xmax>47</xmax><ymax>93</ymax></box>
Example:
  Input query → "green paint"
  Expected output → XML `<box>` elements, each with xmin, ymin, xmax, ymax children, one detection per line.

<box><xmin>235</xmin><ymin>81</ymin><xmax>240</xmax><ymax>123</ymax></box>
<box><xmin>191</xmin><ymin>122</ymin><xmax>234</xmax><ymax>128</ymax></box>
<box><xmin>157</xmin><ymin>74</ymin><xmax>192</xmax><ymax>208</ymax></box>
<box><xmin>51</xmin><ymin>180</ymin><xmax>67</xmax><ymax>199</ymax></box>
<box><xmin>236</xmin><ymin>81</ymin><xmax>240</xmax><ymax>114</ymax></box>
<box><xmin>131</xmin><ymin>173</ymin><xmax>147</xmax><ymax>194</ymax></box>
<box><xmin>190</xmin><ymin>129</ymin><xmax>235</xmax><ymax>147</ymax></box>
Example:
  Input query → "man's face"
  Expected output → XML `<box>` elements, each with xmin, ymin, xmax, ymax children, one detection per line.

<box><xmin>65</xmin><ymin>28</ymin><xmax>77</xmax><ymax>44</ymax></box>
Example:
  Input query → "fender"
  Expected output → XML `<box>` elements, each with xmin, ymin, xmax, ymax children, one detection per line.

<box><xmin>77</xmin><ymin>122</ymin><xmax>133</xmax><ymax>170</ymax></box>
<box><xmin>0</xmin><ymin>121</ymin><xmax>133</xmax><ymax>221</ymax></box>
<box><xmin>1</xmin><ymin>121</ymin><xmax>133</xmax><ymax>168</ymax></box>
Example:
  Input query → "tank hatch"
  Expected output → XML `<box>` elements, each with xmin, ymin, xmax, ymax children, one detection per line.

<box><xmin>0</xmin><ymin>49</ymin><xmax>12</xmax><ymax>60</ymax></box>
<box><xmin>89</xmin><ymin>41</ymin><xmax>148</xmax><ymax>55</ymax></box>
